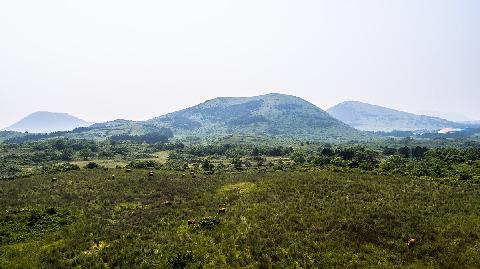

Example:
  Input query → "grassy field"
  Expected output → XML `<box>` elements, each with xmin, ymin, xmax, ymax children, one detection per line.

<box><xmin>1</xmin><ymin>168</ymin><xmax>480</xmax><ymax>268</ymax></box>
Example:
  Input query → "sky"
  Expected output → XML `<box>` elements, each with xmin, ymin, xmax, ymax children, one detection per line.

<box><xmin>1</xmin><ymin>0</ymin><xmax>479</xmax><ymax>128</ymax></box>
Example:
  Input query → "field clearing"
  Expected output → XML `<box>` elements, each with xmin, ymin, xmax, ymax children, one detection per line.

<box><xmin>1</xmin><ymin>168</ymin><xmax>480</xmax><ymax>268</ymax></box>
<box><xmin>70</xmin><ymin>159</ymin><xmax>130</xmax><ymax>169</ymax></box>
<box><xmin>141</xmin><ymin>151</ymin><xmax>171</xmax><ymax>164</ymax></box>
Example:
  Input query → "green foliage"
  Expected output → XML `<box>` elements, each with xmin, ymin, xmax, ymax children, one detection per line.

<box><xmin>1</xmin><ymin>207</ymin><xmax>73</xmax><ymax>245</ymax></box>
<box><xmin>1</xmin><ymin>134</ymin><xmax>480</xmax><ymax>267</ymax></box>
<box><xmin>1</xmin><ymin>169</ymin><xmax>480</xmax><ymax>267</ymax></box>
<box><xmin>0</xmin><ymin>163</ymin><xmax>22</xmax><ymax>179</ymax></box>
<box><xmin>196</xmin><ymin>216</ymin><xmax>221</xmax><ymax>230</ymax></box>
<box><xmin>41</xmin><ymin>163</ymin><xmax>80</xmax><ymax>173</ymax></box>
<box><xmin>290</xmin><ymin>151</ymin><xmax>306</xmax><ymax>164</ymax></box>
<box><xmin>109</xmin><ymin>129</ymin><xmax>173</xmax><ymax>144</ymax></box>
<box><xmin>84</xmin><ymin>162</ymin><xmax>99</xmax><ymax>169</ymax></box>
<box><xmin>201</xmin><ymin>159</ymin><xmax>214</xmax><ymax>172</ymax></box>
<box><xmin>379</xmin><ymin>156</ymin><xmax>408</xmax><ymax>174</ymax></box>
<box><xmin>126</xmin><ymin>160</ymin><xmax>161</xmax><ymax>169</ymax></box>
<box><xmin>166</xmin><ymin>250</ymin><xmax>196</xmax><ymax>269</ymax></box>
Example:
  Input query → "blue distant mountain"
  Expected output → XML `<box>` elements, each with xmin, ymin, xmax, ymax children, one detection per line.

<box><xmin>327</xmin><ymin>101</ymin><xmax>466</xmax><ymax>132</ymax></box>
<box><xmin>5</xmin><ymin>111</ymin><xmax>91</xmax><ymax>133</ymax></box>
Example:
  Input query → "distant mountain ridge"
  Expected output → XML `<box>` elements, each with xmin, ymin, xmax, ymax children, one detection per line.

<box><xmin>7</xmin><ymin>95</ymin><xmax>474</xmax><ymax>141</ymax></box>
<box><xmin>327</xmin><ymin>101</ymin><xmax>465</xmax><ymax>132</ymax></box>
<box><xmin>5</xmin><ymin>111</ymin><xmax>92</xmax><ymax>133</ymax></box>
<box><xmin>147</xmin><ymin>93</ymin><xmax>361</xmax><ymax>140</ymax></box>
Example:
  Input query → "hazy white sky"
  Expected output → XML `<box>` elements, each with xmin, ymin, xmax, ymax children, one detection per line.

<box><xmin>1</xmin><ymin>0</ymin><xmax>479</xmax><ymax>128</ymax></box>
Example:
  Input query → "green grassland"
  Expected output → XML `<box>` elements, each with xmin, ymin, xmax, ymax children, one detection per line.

<box><xmin>2</xmin><ymin>167</ymin><xmax>480</xmax><ymax>268</ymax></box>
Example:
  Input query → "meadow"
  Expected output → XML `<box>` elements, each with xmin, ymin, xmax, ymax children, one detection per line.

<box><xmin>2</xmin><ymin>166</ymin><xmax>480</xmax><ymax>268</ymax></box>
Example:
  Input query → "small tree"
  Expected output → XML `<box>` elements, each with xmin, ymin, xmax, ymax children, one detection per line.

<box><xmin>79</xmin><ymin>148</ymin><xmax>93</xmax><ymax>161</ymax></box>
<box><xmin>84</xmin><ymin>162</ymin><xmax>99</xmax><ymax>169</ymax></box>
<box><xmin>201</xmin><ymin>159</ymin><xmax>214</xmax><ymax>171</ymax></box>
<box><xmin>398</xmin><ymin>146</ymin><xmax>411</xmax><ymax>158</ymax></box>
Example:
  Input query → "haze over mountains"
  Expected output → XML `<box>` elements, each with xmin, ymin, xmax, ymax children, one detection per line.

<box><xmin>327</xmin><ymin>101</ymin><xmax>466</xmax><ymax>132</ymax></box>
<box><xmin>3</xmin><ymin>94</ymin><xmax>477</xmax><ymax>138</ymax></box>
<box><xmin>4</xmin><ymin>111</ymin><xmax>91</xmax><ymax>133</ymax></box>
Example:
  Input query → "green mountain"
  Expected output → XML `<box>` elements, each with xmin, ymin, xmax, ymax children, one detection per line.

<box><xmin>2</xmin><ymin>94</ymin><xmax>365</xmax><ymax>142</ymax></box>
<box><xmin>5</xmin><ymin>111</ymin><xmax>91</xmax><ymax>133</ymax></box>
<box><xmin>327</xmin><ymin>101</ymin><xmax>465</xmax><ymax>132</ymax></box>
<box><xmin>147</xmin><ymin>93</ymin><xmax>361</xmax><ymax>140</ymax></box>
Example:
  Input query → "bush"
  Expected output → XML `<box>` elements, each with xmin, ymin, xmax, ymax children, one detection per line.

<box><xmin>197</xmin><ymin>216</ymin><xmax>220</xmax><ymax>230</ymax></box>
<box><xmin>311</xmin><ymin>156</ymin><xmax>332</xmax><ymax>166</ymax></box>
<box><xmin>0</xmin><ymin>163</ymin><xmax>22</xmax><ymax>179</ymax></box>
<box><xmin>166</xmin><ymin>251</ymin><xmax>195</xmax><ymax>269</ymax></box>
<box><xmin>126</xmin><ymin>160</ymin><xmax>161</xmax><ymax>169</ymax></box>
<box><xmin>201</xmin><ymin>159</ymin><xmax>214</xmax><ymax>172</ymax></box>
<box><xmin>291</xmin><ymin>152</ymin><xmax>306</xmax><ymax>164</ymax></box>
<box><xmin>459</xmin><ymin>172</ymin><xmax>473</xmax><ymax>181</ymax></box>
<box><xmin>84</xmin><ymin>162</ymin><xmax>99</xmax><ymax>169</ymax></box>
<box><xmin>378</xmin><ymin>156</ymin><xmax>408</xmax><ymax>174</ymax></box>
<box><xmin>42</xmin><ymin>163</ymin><xmax>80</xmax><ymax>173</ymax></box>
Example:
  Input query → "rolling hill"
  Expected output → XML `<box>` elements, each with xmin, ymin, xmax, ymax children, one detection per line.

<box><xmin>147</xmin><ymin>93</ymin><xmax>362</xmax><ymax>140</ymax></box>
<box><xmin>5</xmin><ymin>111</ymin><xmax>92</xmax><ymax>133</ymax></box>
<box><xmin>327</xmin><ymin>101</ymin><xmax>465</xmax><ymax>132</ymax></box>
<box><xmin>3</xmin><ymin>94</ymin><xmax>368</xmax><ymax>142</ymax></box>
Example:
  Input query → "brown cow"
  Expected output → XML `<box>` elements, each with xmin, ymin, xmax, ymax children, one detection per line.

<box><xmin>187</xmin><ymin>219</ymin><xmax>196</xmax><ymax>225</ymax></box>
<box><xmin>218</xmin><ymin>207</ymin><xmax>226</xmax><ymax>214</ymax></box>
<box><xmin>407</xmin><ymin>238</ymin><xmax>417</xmax><ymax>248</ymax></box>
<box><xmin>164</xmin><ymin>200</ymin><xmax>173</xmax><ymax>206</ymax></box>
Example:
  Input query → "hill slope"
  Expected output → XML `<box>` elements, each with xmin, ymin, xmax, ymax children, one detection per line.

<box><xmin>327</xmin><ymin>101</ymin><xmax>464</xmax><ymax>132</ymax></box>
<box><xmin>148</xmin><ymin>93</ymin><xmax>361</xmax><ymax>140</ymax></box>
<box><xmin>5</xmin><ymin>112</ymin><xmax>91</xmax><ymax>133</ymax></box>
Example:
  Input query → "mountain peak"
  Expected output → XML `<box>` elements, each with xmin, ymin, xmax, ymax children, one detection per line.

<box><xmin>6</xmin><ymin>111</ymin><xmax>91</xmax><ymax>133</ymax></box>
<box><xmin>149</xmin><ymin>93</ymin><xmax>360</xmax><ymax>140</ymax></box>
<box><xmin>327</xmin><ymin>101</ymin><xmax>463</xmax><ymax>132</ymax></box>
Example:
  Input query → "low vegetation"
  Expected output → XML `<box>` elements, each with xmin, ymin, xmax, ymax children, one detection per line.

<box><xmin>2</xmin><ymin>167</ymin><xmax>480</xmax><ymax>268</ymax></box>
<box><xmin>1</xmin><ymin>135</ymin><xmax>480</xmax><ymax>267</ymax></box>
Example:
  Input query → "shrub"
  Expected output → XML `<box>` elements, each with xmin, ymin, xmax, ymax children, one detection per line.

<box><xmin>0</xmin><ymin>163</ymin><xmax>22</xmax><ymax>179</ymax></box>
<box><xmin>311</xmin><ymin>156</ymin><xmax>332</xmax><ymax>166</ymax></box>
<box><xmin>197</xmin><ymin>216</ymin><xmax>220</xmax><ymax>230</ymax></box>
<box><xmin>459</xmin><ymin>172</ymin><xmax>473</xmax><ymax>181</ymax></box>
<box><xmin>84</xmin><ymin>162</ymin><xmax>99</xmax><ymax>169</ymax></box>
<box><xmin>126</xmin><ymin>160</ymin><xmax>161</xmax><ymax>169</ymax></box>
<box><xmin>167</xmin><ymin>251</ymin><xmax>195</xmax><ymax>269</ymax></box>
<box><xmin>42</xmin><ymin>163</ymin><xmax>80</xmax><ymax>173</ymax></box>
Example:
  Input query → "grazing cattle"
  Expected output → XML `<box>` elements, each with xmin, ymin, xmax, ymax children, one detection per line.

<box><xmin>51</xmin><ymin>177</ymin><xmax>57</xmax><ymax>182</ymax></box>
<box><xmin>407</xmin><ymin>238</ymin><xmax>417</xmax><ymax>248</ymax></box>
<box><xmin>148</xmin><ymin>171</ymin><xmax>154</xmax><ymax>177</ymax></box>
<box><xmin>126</xmin><ymin>169</ymin><xmax>132</xmax><ymax>172</ymax></box>
<box><xmin>187</xmin><ymin>219</ymin><xmax>196</xmax><ymax>225</ymax></box>
<box><xmin>218</xmin><ymin>207</ymin><xmax>226</xmax><ymax>214</ymax></box>
<box><xmin>164</xmin><ymin>200</ymin><xmax>173</xmax><ymax>206</ymax></box>
<box><xmin>111</xmin><ymin>175</ymin><xmax>115</xmax><ymax>179</ymax></box>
